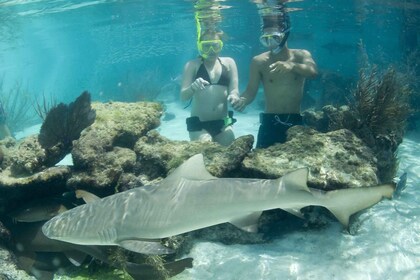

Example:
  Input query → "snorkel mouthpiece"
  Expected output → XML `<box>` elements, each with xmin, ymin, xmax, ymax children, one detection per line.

<box><xmin>259</xmin><ymin>2</ymin><xmax>291</xmax><ymax>52</ymax></box>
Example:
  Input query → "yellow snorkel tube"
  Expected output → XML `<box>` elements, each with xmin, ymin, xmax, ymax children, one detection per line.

<box><xmin>194</xmin><ymin>2</ymin><xmax>223</xmax><ymax>59</ymax></box>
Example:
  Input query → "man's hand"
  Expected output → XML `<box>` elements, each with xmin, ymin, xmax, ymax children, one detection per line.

<box><xmin>269</xmin><ymin>61</ymin><xmax>294</xmax><ymax>74</ymax></box>
<box><xmin>228</xmin><ymin>95</ymin><xmax>247</xmax><ymax>112</ymax></box>
<box><xmin>190</xmin><ymin>78</ymin><xmax>210</xmax><ymax>92</ymax></box>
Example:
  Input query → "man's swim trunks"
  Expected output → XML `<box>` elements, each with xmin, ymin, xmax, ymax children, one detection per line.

<box><xmin>256</xmin><ymin>113</ymin><xmax>303</xmax><ymax>148</ymax></box>
<box><xmin>186</xmin><ymin>111</ymin><xmax>236</xmax><ymax>138</ymax></box>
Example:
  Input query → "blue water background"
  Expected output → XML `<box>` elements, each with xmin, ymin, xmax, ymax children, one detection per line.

<box><xmin>0</xmin><ymin>0</ymin><xmax>408</xmax><ymax>105</ymax></box>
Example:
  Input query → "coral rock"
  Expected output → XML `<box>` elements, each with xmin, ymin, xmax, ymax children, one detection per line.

<box><xmin>69</xmin><ymin>102</ymin><xmax>163</xmax><ymax>190</ymax></box>
<box><xmin>242</xmin><ymin>126</ymin><xmax>378</xmax><ymax>190</ymax></box>
<box><xmin>134</xmin><ymin>131</ymin><xmax>254</xmax><ymax>179</ymax></box>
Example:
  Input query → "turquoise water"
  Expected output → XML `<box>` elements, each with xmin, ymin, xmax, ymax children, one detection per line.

<box><xmin>0</xmin><ymin>0</ymin><xmax>411</xmax><ymax>106</ymax></box>
<box><xmin>1</xmin><ymin>0</ymin><xmax>419</xmax><ymax>279</ymax></box>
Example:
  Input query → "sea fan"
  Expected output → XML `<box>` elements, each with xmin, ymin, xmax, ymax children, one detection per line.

<box><xmin>38</xmin><ymin>91</ymin><xmax>96</xmax><ymax>151</ymax></box>
<box><xmin>351</xmin><ymin>66</ymin><xmax>411</xmax><ymax>182</ymax></box>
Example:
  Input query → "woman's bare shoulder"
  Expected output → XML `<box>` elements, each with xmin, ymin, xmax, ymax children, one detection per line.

<box><xmin>184</xmin><ymin>57</ymin><xmax>202</xmax><ymax>71</ymax></box>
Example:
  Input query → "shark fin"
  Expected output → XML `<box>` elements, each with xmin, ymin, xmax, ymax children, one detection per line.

<box><xmin>281</xmin><ymin>168</ymin><xmax>311</xmax><ymax>192</ymax></box>
<box><xmin>166</xmin><ymin>154</ymin><xmax>216</xmax><ymax>181</ymax></box>
<box><xmin>64</xmin><ymin>251</ymin><xmax>87</xmax><ymax>266</ymax></box>
<box><xmin>118</xmin><ymin>240</ymin><xmax>174</xmax><ymax>255</ymax></box>
<box><xmin>324</xmin><ymin>183</ymin><xmax>395</xmax><ymax>228</ymax></box>
<box><xmin>283</xmin><ymin>208</ymin><xmax>304</xmax><ymax>219</ymax></box>
<box><xmin>229</xmin><ymin>211</ymin><xmax>262</xmax><ymax>233</ymax></box>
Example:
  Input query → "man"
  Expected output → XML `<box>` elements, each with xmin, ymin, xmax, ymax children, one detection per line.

<box><xmin>231</xmin><ymin>13</ymin><xmax>318</xmax><ymax>148</ymax></box>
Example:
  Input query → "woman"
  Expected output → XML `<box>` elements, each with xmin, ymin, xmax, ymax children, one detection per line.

<box><xmin>180</xmin><ymin>31</ymin><xmax>240</xmax><ymax>146</ymax></box>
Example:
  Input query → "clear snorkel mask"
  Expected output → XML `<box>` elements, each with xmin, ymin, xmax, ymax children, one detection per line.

<box><xmin>197</xmin><ymin>39</ymin><xmax>224</xmax><ymax>59</ymax></box>
<box><xmin>260</xmin><ymin>29</ymin><xmax>290</xmax><ymax>54</ymax></box>
<box><xmin>259</xmin><ymin>3</ymin><xmax>291</xmax><ymax>54</ymax></box>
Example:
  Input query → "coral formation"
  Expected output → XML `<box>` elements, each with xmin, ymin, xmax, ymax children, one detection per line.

<box><xmin>0</xmin><ymin>81</ymin><xmax>36</xmax><ymax>134</ymax></box>
<box><xmin>33</xmin><ymin>92</ymin><xmax>57</xmax><ymax>121</ymax></box>
<box><xmin>304</xmin><ymin>66</ymin><xmax>412</xmax><ymax>183</ymax></box>
<box><xmin>0</xmin><ymin>100</ymin><xmax>389</xmax><ymax>280</ymax></box>
<box><xmin>347</xmin><ymin>66</ymin><xmax>411</xmax><ymax>182</ymax></box>
<box><xmin>69</xmin><ymin>101</ymin><xmax>163</xmax><ymax>191</ymax></box>
<box><xmin>242</xmin><ymin>126</ymin><xmax>378</xmax><ymax>190</ymax></box>
<box><xmin>38</xmin><ymin>91</ymin><xmax>96</xmax><ymax>152</ymax></box>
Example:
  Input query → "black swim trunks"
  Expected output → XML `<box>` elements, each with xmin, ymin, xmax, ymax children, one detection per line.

<box><xmin>256</xmin><ymin>113</ymin><xmax>303</xmax><ymax>148</ymax></box>
<box><xmin>186</xmin><ymin>111</ymin><xmax>236</xmax><ymax>138</ymax></box>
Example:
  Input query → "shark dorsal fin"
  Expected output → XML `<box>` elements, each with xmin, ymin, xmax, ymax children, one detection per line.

<box><xmin>166</xmin><ymin>154</ymin><xmax>216</xmax><ymax>181</ymax></box>
<box><xmin>281</xmin><ymin>168</ymin><xmax>311</xmax><ymax>192</ymax></box>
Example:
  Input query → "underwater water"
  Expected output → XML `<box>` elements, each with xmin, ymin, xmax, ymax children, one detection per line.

<box><xmin>1</xmin><ymin>0</ymin><xmax>419</xmax><ymax>279</ymax></box>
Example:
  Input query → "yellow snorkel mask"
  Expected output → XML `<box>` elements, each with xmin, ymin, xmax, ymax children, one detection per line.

<box><xmin>195</xmin><ymin>11</ymin><xmax>223</xmax><ymax>59</ymax></box>
<box><xmin>197</xmin><ymin>39</ymin><xmax>223</xmax><ymax>58</ymax></box>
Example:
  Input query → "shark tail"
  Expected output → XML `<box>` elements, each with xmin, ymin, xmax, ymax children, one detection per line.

<box><xmin>320</xmin><ymin>183</ymin><xmax>395</xmax><ymax>228</ymax></box>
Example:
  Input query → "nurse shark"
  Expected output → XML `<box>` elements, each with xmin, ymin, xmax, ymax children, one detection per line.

<box><xmin>42</xmin><ymin>154</ymin><xmax>395</xmax><ymax>255</ymax></box>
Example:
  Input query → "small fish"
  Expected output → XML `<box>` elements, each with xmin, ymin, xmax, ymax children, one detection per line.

<box><xmin>11</xmin><ymin>221</ymin><xmax>192</xmax><ymax>280</ymax></box>
<box><xmin>75</xmin><ymin>189</ymin><xmax>100</xmax><ymax>204</ymax></box>
<box><xmin>10</xmin><ymin>200</ymin><xmax>68</xmax><ymax>223</ymax></box>
<box><xmin>394</xmin><ymin>172</ymin><xmax>407</xmax><ymax>198</ymax></box>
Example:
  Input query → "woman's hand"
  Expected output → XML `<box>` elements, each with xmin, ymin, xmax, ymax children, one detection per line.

<box><xmin>228</xmin><ymin>95</ymin><xmax>247</xmax><ymax>112</ymax></box>
<box><xmin>190</xmin><ymin>78</ymin><xmax>210</xmax><ymax>92</ymax></box>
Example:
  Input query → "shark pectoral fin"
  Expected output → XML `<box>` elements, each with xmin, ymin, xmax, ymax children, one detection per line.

<box><xmin>118</xmin><ymin>240</ymin><xmax>174</xmax><ymax>255</ymax></box>
<box><xmin>328</xmin><ymin>208</ymin><xmax>350</xmax><ymax>228</ymax></box>
<box><xmin>283</xmin><ymin>208</ymin><xmax>304</xmax><ymax>219</ymax></box>
<box><xmin>64</xmin><ymin>250</ymin><xmax>88</xmax><ymax>266</ymax></box>
<box><xmin>229</xmin><ymin>212</ymin><xmax>262</xmax><ymax>233</ymax></box>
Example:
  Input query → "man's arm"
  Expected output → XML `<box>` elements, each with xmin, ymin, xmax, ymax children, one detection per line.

<box><xmin>292</xmin><ymin>50</ymin><xmax>318</xmax><ymax>78</ymax></box>
<box><xmin>231</xmin><ymin>57</ymin><xmax>261</xmax><ymax>112</ymax></box>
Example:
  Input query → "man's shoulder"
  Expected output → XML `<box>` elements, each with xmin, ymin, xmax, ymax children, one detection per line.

<box><xmin>254</xmin><ymin>51</ymin><xmax>270</xmax><ymax>59</ymax></box>
<box><xmin>290</xmin><ymin>48</ymin><xmax>312</xmax><ymax>58</ymax></box>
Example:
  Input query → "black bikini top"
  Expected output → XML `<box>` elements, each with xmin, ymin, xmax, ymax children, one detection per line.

<box><xmin>194</xmin><ymin>57</ymin><xmax>230</xmax><ymax>87</ymax></box>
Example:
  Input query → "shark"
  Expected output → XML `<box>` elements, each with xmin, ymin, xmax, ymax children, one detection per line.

<box><xmin>42</xmin><ymin>154</ymin><xmax>395</xmax><ymax>255</ymax></box>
